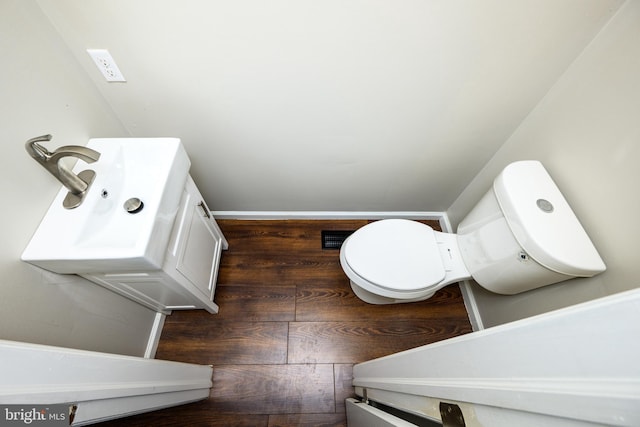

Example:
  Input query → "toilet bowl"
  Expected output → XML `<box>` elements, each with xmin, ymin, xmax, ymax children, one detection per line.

<box><xmin>339</xmin><ymin>219</ymin><xmax>470</xmax><ymax>304</ymax></box>
<box><xmin>340</xmin><ymin>160</ymin><xmax>607</xmax><ymax>304</ymax></box>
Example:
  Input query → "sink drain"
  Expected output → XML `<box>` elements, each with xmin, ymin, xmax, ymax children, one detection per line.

<box><xmin>123</xmin><ymin>197</ymin><xmax>144</xmax><ymax>214</ymax></box>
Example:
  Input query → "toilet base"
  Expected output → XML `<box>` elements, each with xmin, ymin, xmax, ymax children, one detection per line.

<box><xmin>350</xmin><ymin>281</ymin><xmax>436</xmax><ymax>305</ymax></box>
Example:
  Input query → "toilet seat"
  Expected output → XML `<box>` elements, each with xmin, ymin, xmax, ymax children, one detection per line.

<box><xmin>342</xmin><ymin>219</ymin><xmax>446</xmax><ymax>292</ymax></box>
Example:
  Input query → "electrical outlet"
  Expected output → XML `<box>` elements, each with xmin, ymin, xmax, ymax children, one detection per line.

<box><xmin>87</xmin><ymin>49</ymin><xmax>126</xmax><ymax>82</ymax></box>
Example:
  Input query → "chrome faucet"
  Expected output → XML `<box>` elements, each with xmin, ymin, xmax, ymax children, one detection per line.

<box><xmin>25</xmin><ymin>134</ymin><xmax>101</xmax><ymax>209</ymax></box>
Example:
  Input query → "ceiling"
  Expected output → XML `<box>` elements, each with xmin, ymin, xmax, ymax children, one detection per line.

<box><xmin>35</xmin><ymin>0</ymin><xmax>623</xmax><ymax>211</ymax></box>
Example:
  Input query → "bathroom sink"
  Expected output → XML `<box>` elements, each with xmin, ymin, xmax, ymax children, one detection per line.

<box><xmin>22</xmin><ymin>138</ymin><xmax>190</xmax><ymax>274</ymax></box>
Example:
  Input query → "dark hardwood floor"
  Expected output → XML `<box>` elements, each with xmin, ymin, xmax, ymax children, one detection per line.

<box><xmin>99</xmin><ymin>219</ymin><xmax>472</xmax><ymax>426</ymax></box>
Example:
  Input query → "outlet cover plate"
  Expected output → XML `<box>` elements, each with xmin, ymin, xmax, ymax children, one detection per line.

<box><xmin>87</xmin><ymin>49</ymin><xmax>126</xmax><ymax>82</ymax></box>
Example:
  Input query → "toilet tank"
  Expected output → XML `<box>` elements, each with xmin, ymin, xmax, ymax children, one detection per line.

<box><xmin>456</xmin><ymin>160</ymin><xmax>606</xmax><ymax>295</ymax></box>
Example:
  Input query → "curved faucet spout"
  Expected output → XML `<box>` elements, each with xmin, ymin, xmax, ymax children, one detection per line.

<box><xmin>24</xmin><ymin>134</ymin><xmax>101</xmax><ymax>209</ymax></box>
<box><xmin>49</xmin><ymin>145</ymin><xmax>101</xmax><ymax>165</ymax></box>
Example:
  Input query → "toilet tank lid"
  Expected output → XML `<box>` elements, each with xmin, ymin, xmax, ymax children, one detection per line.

<box><xmin>493</xmin><ymin>160</ymin><xmax>606</xmax><ymax>277</ymax></box>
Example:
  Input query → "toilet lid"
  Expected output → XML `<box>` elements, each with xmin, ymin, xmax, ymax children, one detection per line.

<box><xmin>343</xmin><ymin>219</ymin><xmax>446</xmax><ymax>291</ymax></box>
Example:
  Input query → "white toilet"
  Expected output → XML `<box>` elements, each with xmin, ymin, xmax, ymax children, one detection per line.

<box><xmin>340</xmin><ymin>160</ymin><xmax>606</xmax><ymax>304</ymax></box>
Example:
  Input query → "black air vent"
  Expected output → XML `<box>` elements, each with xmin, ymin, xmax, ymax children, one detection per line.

<box><xmin>321</xmin><ymin>230</ymin><xmax>354</xmax><ymax>250</ymax></box>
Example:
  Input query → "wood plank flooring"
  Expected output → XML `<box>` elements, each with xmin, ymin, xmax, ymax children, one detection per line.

<box><xmin>98</xmin><ymin>219</ymin><xmax>472</xmax><ymax>426</ymax></box>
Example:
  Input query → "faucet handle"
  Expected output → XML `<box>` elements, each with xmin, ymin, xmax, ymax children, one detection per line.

<box><xmin>25</xmin><ymin>134</ymin><xmax>53</xmax><ymax>160</ymax></box>
<box><xmin>26</xmin><ymin>134</ymin><xmax>52</xmax><ymax>145</ymax></box>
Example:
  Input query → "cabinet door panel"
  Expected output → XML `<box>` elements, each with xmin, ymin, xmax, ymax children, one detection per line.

<box><xmin>109</xmin><ymin>277</ymin><xmax>196</xmax><ymax>308</ymax></box>
<box><xmin>176</xmin><ymin>204</ymin><xmax>219</xmax><ymax>298</ymax></box>
<box><xmin>83</xmin><ymin>273</ymin><xmax>197</xmax><ymax>313</ymax></box>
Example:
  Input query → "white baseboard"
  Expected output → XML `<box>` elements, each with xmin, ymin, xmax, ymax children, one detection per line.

<box><xmin>206</xmin><ymin>210</ymin><xmax>486</xmax><ymax>332</ymax></box>
<box><xmin>459</xmin><ymin>280</ymin><xmax>484</xmax><ymax>331</ymax></box>
<box><xmin>438</xmin><ymin>212</ymin><xmax>454</xmax><ymax>233</ymax></box>
<box><xmin>144</xmin><ymin>312</ymin><xmax>166</xmax><ymax>358</ymax></box>
<box><xmin>211</xmin><ymin>211</ymin><xmax>446</xmax><ymax>220</ymax></box>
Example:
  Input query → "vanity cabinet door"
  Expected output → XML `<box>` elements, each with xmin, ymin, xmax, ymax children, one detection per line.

<box><xmin>175</xmin><ymin>200</ymin><xmax>221</xmax><ymax>298</ymax></box>
<box><xmin>172</xmin><ymin>176</ymin><xmax>226</xmax><ymax>301</ymax></box>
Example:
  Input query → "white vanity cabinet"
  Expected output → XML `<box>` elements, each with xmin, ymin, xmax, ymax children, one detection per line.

<box><xmin>81</xmin><ymin>175</ymin><xmax>228</xmax><ymax>314</ymax></box>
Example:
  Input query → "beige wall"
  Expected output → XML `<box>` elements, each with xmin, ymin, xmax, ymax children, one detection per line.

<box><xmin>448</xmin><ymin>1</ymin><xmax>640</xmax><ymax>327</ymax></box>
<box><xmin>0</xmin><ymin>0</ymin><xmax>156</xmax><ymax>355</ymax></box>
<box><xmin>35</xmin><ymin>0</ymin><xmax>621</xmax><ymax>212</ymax></box>
<box><xmin>3</xmin><ymin>0</ymin><xmax>634</xmax><ymax>344</ymax></box>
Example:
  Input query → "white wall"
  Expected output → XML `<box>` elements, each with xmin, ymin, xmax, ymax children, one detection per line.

<box><xmin>35</xmin><ymin>0</ymin><xmax>621</xmax><ymax>212</ymax></box>
<box><xmin>448</xmin><ymin>1</ymin><xmax>640</xmax><ymax>327</ymax></box>
<box><xmin>0</xmin><ymin>0</ymin><xmax>157</xmax><ymax>355</ymax></box>
<box><xmin>6</xmin><ymin>0</ymin><xmax>632</xmax><ymax>341</ymax></box>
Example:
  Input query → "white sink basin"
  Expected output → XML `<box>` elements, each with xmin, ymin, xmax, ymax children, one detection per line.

<box><xmin>22</xmin><ymin>138</ymin><xmax>190</xmax><ymax>274</ymax></box>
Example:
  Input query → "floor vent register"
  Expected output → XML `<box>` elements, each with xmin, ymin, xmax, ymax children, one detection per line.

<box><xmin>321</xmin><ymin>230</ymin><xmax>355</xmax><ymax>250</ymax></box>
